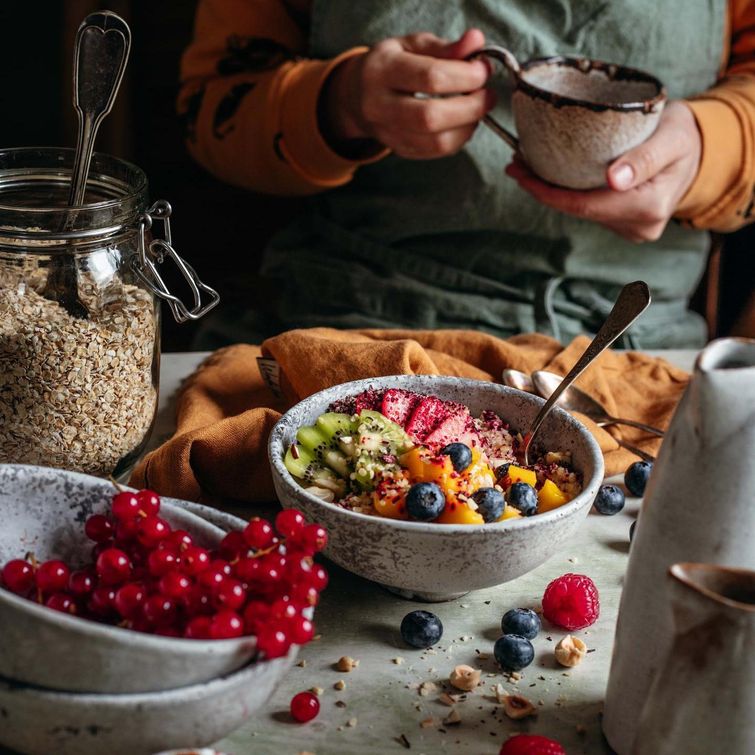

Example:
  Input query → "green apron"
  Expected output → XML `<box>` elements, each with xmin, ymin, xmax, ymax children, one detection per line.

<box><xmin>198</xmin><ymin>0</ymin><xmax>725</xmax><ymax>349</ymax></box>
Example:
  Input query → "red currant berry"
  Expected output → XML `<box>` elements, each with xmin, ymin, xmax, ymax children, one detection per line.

<box><xmin>111</xmin><ymin>491</ymin><xmax>140</xmax><ymax>521</ymax></box>
<box><xmin>234</xmin><ymin>556</ymin><xmax>261</xmax><ymax>583</ymax></box>
<box><xmin>136</xmin><ymin>516</ymin><xmax>171</xmax><ymax>547</ymax></box>
<box><xmin>289</xmin><ymin>582</ymin><xmax>320</xmax><ymax>608</ymax></box>
<box><xmin>499</xmin><ymin>734</ymin><xmax>566</xmax><ymax>755</ymax></box>
<box><xmin>155</xmin><ymin>625</ymin><xmax>181</xmax><ymax>638</ymax></box>
<box><xmin>96</xmin><ymin>548</ymin><xmax>132</xmax><ymax>586</ymax></box>
<box><xmin>210</xmin><ymin>610</ymin><xmax>244</xmax><ymax>639</ymax></box>
<box><xmin>114</xmin><ymin>517</ymin><xmax>139</xmax><ymax>542</ymax></box>
<box><xmin>297</xmin><ymin>524</ymin><xmax>328</xmax><ymax>554</ymax></box>
<box><xmin>270</xmin><ymin>598</ymin><xmax>297</xmax><ymax>622</ymax></box>
<box><xmin>183</xmin><ymin>584</ymin><xmax>214</xmax><ymax>616</ymax></box>
<box><xmin>541</xmin><ymin>573</ymin><xmax>600</xmax><ymax>630</ymax></box>
<box><xmin>289</xmin><ymin>615</ymin><xmax>315</xmax><ymax>645</ymax></box>
<box><xmin>243</xmin><ymin>518</ymin><xmax>275</xmax><ymax>550</ymax></box>
<box><xmin>290</xmin><ymin>690</ymin><xmax>320</xmax><ymax>723</ymax></box>
<box><xmin>147</xmin><ymin>548</ymin><xmax>178</xmax><ymax>577</ymax></box>
<box><xmin>284</xmin><ymin>555</ymin><xmax>313</xmax><ymax>583</ymax></box>
<box><xmin>218</xmin><ymin>530</ymin><xmax>246</xmax><ymax>561</ymax></box>
<box><xmin>142</xmin><ymin>594</ymin><xmax>178</xmax><ymax>627</ymax></box>
<box><xmin>213</xmin><ymin>578</ymin><xmax>246</xmax><ymax>611</ymax></box>
<box><xmin>88</xmin><ymin>586</ymin><xmax>117</xmax><ymax>617</ymax></box>
<box><xmin>307</xmin><ymin>564</ymin><xmax>329</xmax><ymax>592</ymax></box>
<box><xmin>68</xmin><ymin>569</ymin><xmax>96</xmax><ymax>598</ymax></box>
<box><xmin>184</xmin><ymin>615</ymin><xmax>212</xmax><ymax>639</ymax></box>
<box><xmin>275</xmin><ymin>509</ymin><xmax>306</xmax><ymax>539</ymax></box>
<box><xmin>45</xmin><ymin>592</ymin><xmax>77</xmax><ymax>615</ymax></box>
<box><xmin>179</xmin><ymin>546</ymin><xmax>210</xmax><ymax>576</ymax></box>
<box><xmin>84</xmin><ymin>514</ymin><xmax>114</xmax><ymax>543</ymax></box>
<box><xmin>114</xmin><ymin>583</ymin><xmax>147</xmax><ymax>619</ymax></box>
<box><xmin>1</xmin><ymin>559</ymin><xmax>35</xmax><ymax>595</ymax></box>
<box><xmin>136</xmin><ymin>489</ymin><xmax>161</xmax><ymax>517</ymax></box>
<box><xmin>243</xmin><ymin>600</ymin><xmax>271</xmax><ymax>635</ymax></box>
<box><xmin>256</xmin><ymin>623</ymin><xmax>290</xmax><ymax>659</ymax></box>
<box><xmin>159</xmin><ymin>571</ymin><xmax>192</xmax><ymax>601</ymax></box>
<box><xmin>165</xmin><ymin>529</ymin><xmax>194</xmax><ymax>553</ymax></box>
<box><xmin>198</xmin><ymin>561</ymin><xmax>230</xmax><ymax>591</ymax></box>
<box><xmin>36</xmin><ymin>560</ymin><xmax>71</xmax><ymax>595</ymax></box>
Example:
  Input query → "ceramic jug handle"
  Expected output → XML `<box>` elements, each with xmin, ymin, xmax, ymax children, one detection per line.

<box><xmin>470</xmin><ymin>45</ymin><xmax>521</xmax><ymax>151</ymax></box>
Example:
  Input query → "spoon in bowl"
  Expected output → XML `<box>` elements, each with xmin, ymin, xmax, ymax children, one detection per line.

<box><xmin>522</xmin><ymin>281</ymin><xmax>651</xmax><ymax>466</ymax></box>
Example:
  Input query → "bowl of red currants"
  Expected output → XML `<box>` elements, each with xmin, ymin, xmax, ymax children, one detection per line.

<box><xmin>0</xmin><ymin>464</ymin><xmax>327</xmax><ymax>696</ymax></box>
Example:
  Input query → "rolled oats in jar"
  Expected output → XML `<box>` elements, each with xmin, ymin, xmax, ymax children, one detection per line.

<box><xmin>0</xmin><ymin>148</ymin><xmax>218</xmax><ymax>477</ymax></box>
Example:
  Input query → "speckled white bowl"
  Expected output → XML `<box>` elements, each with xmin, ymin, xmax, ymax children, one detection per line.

<box><xmin>0</xmin><ymin>464</ymin><xmax>258</xmax><ymax>694</ymax></box>
<box><xmin>0</xmin><ymin>647</ymin><xmax>297</xmax><ymax>755</ymax></box>
<box><xmin>269</xmin><ymin>376</ymin><xmax>604</xmax><ymax>601</ymax></box>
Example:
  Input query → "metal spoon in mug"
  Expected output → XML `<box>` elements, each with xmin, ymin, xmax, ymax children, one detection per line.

<box><xmin>532</xmin><ymin>370</ymin><xmax>665</xmax><ymax>437</ymax></box>
<box><xmin>41</xmin><ymin>11</ymin><xmax>131</xmax><ymax>319</ymax></box>
<box><xmin>522</xmin><ymin>281</ymin><xmax>652</xmax><ymax>466</ymax></box>
<box><xmin>502</xmin><ymin>367</ymin><xmax>656</xmax><ymax>461</ymax></box>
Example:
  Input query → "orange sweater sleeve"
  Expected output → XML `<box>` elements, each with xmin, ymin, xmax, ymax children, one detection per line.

<box><xmin>677</xmin><ymin>0</ymin><xmax>755</xmax><ymax>231</ymax></box>
<box><xmin>178</xmin><ymin>0</ymin><xmax>385</xmax><ymax>195</ymax></box>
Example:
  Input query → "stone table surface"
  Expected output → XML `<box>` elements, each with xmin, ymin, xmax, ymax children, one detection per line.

<box><xmin>143</xmin><ymin>349</ymin><xmax>695</xmax><ymax>755</ymax></box>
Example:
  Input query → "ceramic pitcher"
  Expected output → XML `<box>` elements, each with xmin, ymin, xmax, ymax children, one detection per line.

<box><xmin>603</xmin><ymin>337</ymin><xmax>755</xmax><ymax>754</ymax></box>
<box><xmin>633</xmin><ymin>563</ymin><xmax>755</xmax><ymax>754</ymax></box>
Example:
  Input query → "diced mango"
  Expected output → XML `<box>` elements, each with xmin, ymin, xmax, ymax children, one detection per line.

<box><xmin>401</xmin><ymin>447</ymin><xmax>461</xmax><ymax>492</ymax></box>
<box><xmin>537</xmin><ymin>479</ymin><xmax>570</xmax><ymax>513</ymax></box>
<box><xmin>436</xmin><ymin>500</ymin><xmax>485</xmax><ymax>525</ymax></box>
<box><xmin>497</xmin><ymin>504</ymin><xmax>523</xmax><ymax>521</ymax></box>
<box><xmin>373</xmin><ymin>491</ymin><xmax>409</xmax><ymax>520</ymax></box>
<box><xmin>503</xmin><ymin>465</ymin><xmax>537</xmax><ymax>488</ymax></box>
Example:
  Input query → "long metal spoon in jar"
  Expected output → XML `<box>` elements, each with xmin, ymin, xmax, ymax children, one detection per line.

<box><xmin>522</xmin><ymin>281</ymin><xmax>652</xmax><ymax>466</ymax></box>
<box><xmin>41</xmin><ymin>10</ymin><xmax>131</xmax><ymax>319</ymax></box>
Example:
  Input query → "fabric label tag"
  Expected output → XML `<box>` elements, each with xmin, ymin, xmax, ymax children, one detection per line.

<box><xmin>257</xmin><ymin>357</ymin><xmax>283</xmax><ymax>399</ymax></box>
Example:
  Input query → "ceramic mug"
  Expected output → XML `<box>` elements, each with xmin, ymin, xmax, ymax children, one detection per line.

<box><xmin>474</xmin><ymin>46</ymin><xmax>667</xmax><ymax>189</ymax></box>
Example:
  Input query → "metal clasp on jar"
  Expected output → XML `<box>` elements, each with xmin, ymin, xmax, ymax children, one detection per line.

<box><xmin>132</xmin><ymin>200</ymin><xmax>220</xmax><ymax>323</ymax></box>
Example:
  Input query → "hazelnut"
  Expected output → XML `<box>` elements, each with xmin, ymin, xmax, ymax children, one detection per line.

<box><xmin>554</xmin><ymin>635</ymin><xmax>587</xmax><ymax>667</ymax></box>
<box><xmin>502</xmin><ymin>694</ymin><xmax>538</xmax><ymax>720</ymax></box>
<box><xmin>336</xmin><ymin>656</ymin><xmax>357</xmax><ymax>672</ymax></box>
<box><xmin>443</xmin><ymin>708</ymin><xmax>462</xmax><ymax>725</ymax></box>
<box><xmin>449</xmin><ymin>664</ymin><xmax>481</xmax><ymax>691</ymax></box>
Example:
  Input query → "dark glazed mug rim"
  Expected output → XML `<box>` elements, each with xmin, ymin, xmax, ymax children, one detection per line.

<box><xmin>517</xmin><ymin>56</ymin><xmax>667</xmax><ymax>114</ymax></box>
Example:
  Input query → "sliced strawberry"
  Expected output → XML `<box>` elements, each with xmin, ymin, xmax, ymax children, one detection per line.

<box><xmin>380</xmin><ymin>389</ymin><xmax>422</xmax><ymax>428</ymax></box>
<box><xmin>405</xmin><ymin>396</ymin><xmax>450</xmax><ymax>442</ymax></box>
<box><xmin>353</xmin><ymin>388</ymin><xmax>384</xmax><ymax>414</ymax></box>
<box><xmin>424</xmin><ymin>410</ymin><xmax>480</xmax><ymax>448</ymax></box>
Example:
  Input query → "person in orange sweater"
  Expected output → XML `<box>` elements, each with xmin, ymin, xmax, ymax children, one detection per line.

<box><xmin>179</xmin><ymin>0</ymin><xmax>755</xmax><ymax>349</ymax></box>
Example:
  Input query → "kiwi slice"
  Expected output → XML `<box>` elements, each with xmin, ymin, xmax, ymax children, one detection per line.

<box><xmin>296</xmin><ymin>424</ymin><xmax>350</xmax><ymax>478</ymax></box>
<box><xmin>284</xmin><ymin>444</ymin><xmax>346</xmax><ymax>496</ymax></box>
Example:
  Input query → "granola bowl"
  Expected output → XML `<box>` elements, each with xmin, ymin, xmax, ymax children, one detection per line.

<box><xmin>269</xmin><ymin>375</ymin><xmax>604</xmax><ymax>601</ymax></box>
<box><xmin>0</xmin><ymin>464</ymin><xmax>261</xmax><ymax>694</ymax></box>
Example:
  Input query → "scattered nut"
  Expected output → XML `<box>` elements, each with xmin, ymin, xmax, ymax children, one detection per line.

<box><xmin>439</xmin><ymin>692</ymin><xmax>457</xmax><ymax>706</ymax></box>
<box><xmin>336</xmin><ymin>656</ymin><xmax>357</xmax><ymax>672</ymax></box>
<box><xmin>493</xmin><ymin>683</ymin><xmax>507</xmax><ymax>704</ymax></box>
<box><xmin>334</xmin><ymin>680</ymin><xmax>346</xmax><ymax>691</ymax></box>
<box><xmin>309</xmin><ymin>687</ymin><xmax>323</xmax><ymax>696</ymax></box>
<box><xmin>555</xmin><ymin>635</ymin><xmax>587</xmax><ymax>667</ymax></box>
<box><xmin>502</xmin><ymin>694</ymin><xmax>538</xmax><ymax>720</ymax></box>
<box><xmin>392</xmin><ymin>657</ymin><xmax>405</xmax><ymax>665</ymax></box>
<box><xmin>443</xmin><ymin>708</ymin><xmax>462</xmax><ymax>726</ymax></box>
<box><xmin>296</xmin><ymin>660</ymin><xmax>307</xmax><ymax>668</ymax></box>
<box><xmin>347</xmin><ymin>717</ymin><xmax>358</xmax><ymax>728</ymax></box>
<box><xmin>419</xmin><ymin>681</ymin><xmax>438</xmax><ymax>697</ymax></box>
<box><xmin>449</xmin><ymin>664</ymin><xmax>481</xmax><ymax>691</ymax></box>
<box><xmin>420</xmin><ymin>717</ymin><xmax>435</xmax><ymax>728</ymax></box>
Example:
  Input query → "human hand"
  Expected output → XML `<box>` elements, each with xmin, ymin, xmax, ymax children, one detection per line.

<box><xmin>504</xmin><ymin>101</ymin><xmax>702</xmax><ymax>242</ymax></box>
<box><xmin>321</xmin><ymin>29</ymin><xmax>493</xmax><ymax>159</ymax></box>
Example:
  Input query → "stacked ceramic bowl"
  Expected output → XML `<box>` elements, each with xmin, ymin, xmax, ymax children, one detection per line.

<box><xmin>0</xmin><ymin>464</ymin><xmax>296</xmax><ymax>755</ymax></box>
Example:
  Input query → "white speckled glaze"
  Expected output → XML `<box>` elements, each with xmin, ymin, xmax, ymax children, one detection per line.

<box><xmin>269</xmin><ymin>376</ymin><xmax>604</xmax><ymax>601</ymax></box>
<box><xmin>0</xmin><ymin>464</ymin><xmax>259</xmax><ymax>694</ymax></box>
<box><xmin>0</xmin><ymin>649</ymin><xmax>297</xmax><ymax>755</ymax></box>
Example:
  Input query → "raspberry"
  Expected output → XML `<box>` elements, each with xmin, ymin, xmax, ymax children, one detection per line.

<box><xmin>499</xmin><ymin>734</ymin><xmax>566</xmax><ymax>755</ymax></box>
<box><xmin>541</xmin><ymin>573</ymin><xmax>600</xmax><ymax>630</ymax></box>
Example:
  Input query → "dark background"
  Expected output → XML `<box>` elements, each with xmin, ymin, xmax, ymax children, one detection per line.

<box><xmin>1</xmin><ymin>1</ymin><xmax>751</xmax><ymax>351</ymax></box>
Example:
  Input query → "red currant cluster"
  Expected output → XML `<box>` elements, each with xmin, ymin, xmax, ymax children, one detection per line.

<box><xmin>0</xmin><ymin>489</ymin><xmax>328</xmax><ymax>659</ymax></box>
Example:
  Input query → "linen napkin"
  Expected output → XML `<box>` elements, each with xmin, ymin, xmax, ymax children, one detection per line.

<box><xmin>130</xmin><ymin>328</ymin><xmax>689</xmax><ymax>504</ymax></box>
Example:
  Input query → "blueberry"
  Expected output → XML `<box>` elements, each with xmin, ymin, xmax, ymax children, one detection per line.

<box><xmin>506</xmin><ymin>482</ymin><xmax>538</xmax><ymax>516</ymax></box>
<box><xmin>624</xmin><ymin>461</ymin><xmax>653</xmax><ymax>497</ymax></box>
<box><xmin>630</xmin><ymin>519</ymin><xmax>637</xmax><ymax>544</ymax></box>
<box><xmin>440</xmin><ymin>442</ymin><xmax>473</xmax><ymax>473</ymax></box>
<box><xmin>406</xmin><ymin>482</ymin><xmax>446</xmax><ymax>521</ymax></box>
<box><xmin>494</xmin><ymin>633</ymin><xmax>535</xmax><ymax>671</ymax></box>
<box><xmin>471</xmin><ymin>487</ymin><xmax>505</xmax><ymax>523</ymax></box>
<box><xmin>501</xmin><ymin>608</ymin><xmax>541</xmax><ymax>639</ymax></box>
<box><xmin>594</xmin><ymin>484</ymin><xmax>626</xmax><ymax>516</ymax></box>
<box><xmin>400</xmin><ymin>610</ymin><xmax>443</xmax><ymax>648</ymax></box>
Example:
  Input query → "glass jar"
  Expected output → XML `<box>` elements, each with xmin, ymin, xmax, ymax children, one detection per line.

<box><xmin>0</xmin><ymin>147</ymin><xmax>218</xmax><ymax>478</ymax></box>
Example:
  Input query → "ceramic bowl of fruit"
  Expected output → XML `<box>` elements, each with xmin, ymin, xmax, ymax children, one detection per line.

<box><xmin>0</xmin><ymin>650</ymin><xmax>295</xmax><ymax>755</ymax></box>
<box><xmin>269</xmin><ymin>376</ymin><xmax>603</xmax><ymax>601</ymax></box>
<box><xmin>0</xmin><ymin>464</ymin><xmax>326</xmax><ymax>694</ymax></box>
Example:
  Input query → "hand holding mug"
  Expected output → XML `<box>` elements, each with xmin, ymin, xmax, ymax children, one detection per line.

<box><xmin>320</xmin><ymin>29</ymin><xmax>494</xmax><ymax>159</ymax></box>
